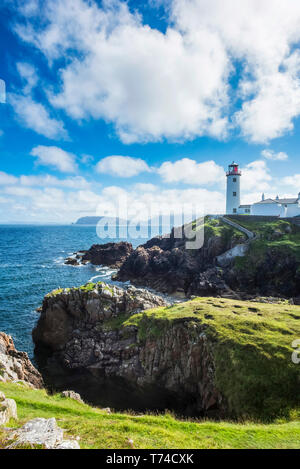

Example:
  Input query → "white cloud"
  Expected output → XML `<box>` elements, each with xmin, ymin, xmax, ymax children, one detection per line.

<box><xmin>0</xmin><ymin>181</ymin><xmax>225</xmax><ymax>223</ymax></box>
<box><xmin>281</xmin><ymin>174</ymin><xmax>300</xmax><ymax>191</ymax></box>
<box><xmin>94</xmin><ymin>185</ymin><xmax>225</xmax><ymax>222</ymax></box>
<box><xmin>17</xmin><ymin>62</ymin><xmax>38</xmax><ymax>93</ymax></box>
<box><xmin>19</xmin><ymin>174</ymin><xmax>89</xmax><ymax>189</ymax></box>
<box><xmin>133</xmin><ymin>183</ymin><xmax>157</xmax><ymax>192</ymax></box>
<box><xmin>261</xmin><ymin>149</ymin><xmax>288</xmax><ymax>161</ymax></box>
<box><xmin>13</xmin><ymin>0</ymin><xmax>300</xmax><ymax>144</ymax></box>
<box><xmin>0</xmin><ymin>171</ymin><xmax>89</xmax><ymax>189</ymax></box>
<box><xmin>15</xmin><ymin>0</ymin><xmax>230</xmax><ymax>143</ymax></box>
<box><xmin>80</xmin><ymin>154</ymin><xmax>94</xmax><ymax>165</ymax></box>
<box><xmin>0</xmin><ymin>172</ymin><xmax>18</xmax><ymax>185</ymax></box>
<box><xmin>10</xmin><ymin>94</ymin><xmax>67</xmax><ymax>139</ymax></box>
<box><xmin>241</xmin><ymin>160</ymin><xmax>272</xmax><ymax>192</ymax></box>
<box><xmin>172</xmin><ymin>0</ymin><xmax>300</xmax><ymax>143</ymax></box>
<box><xmin>30</xmin><ymin>145</ymin><xmax>77</xmax><ymax>173</ymax></box>
<box><xmin>235</xmin><ymin>69</ymin><xmax>300</xmax><ymax>143</ymax></box>
<box><xmin>158</xmin><ymin>159</ymin><xmax>224</xmax><ymax>186</ymax></box>
<box><xmin>96</xmin><ymin>156</ymin><xmax>151</xmax><ymax>178</ymax></box>
<box><xmin>1</xmin><ymin>185</ymin><xmax>104</xmax><ymax>222</ymax></box>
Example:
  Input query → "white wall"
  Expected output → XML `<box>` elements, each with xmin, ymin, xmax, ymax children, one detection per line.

<box><xmin>226</xmin><ymin>175</ymin><xmax>241</xmax><ymax>214</ymax></box>
<box><xmin>282</xmin><ymin>203</ymin><xmax>300</xmax><ymax>218</ymax></box>
<box><xmin>251</xmin><ymin>202</ymin><xmax>300</xmax><ymax>217</ymax></box>
<box><xmin>237</xmin><ymin>207</ymin><xmax>251</xmax><ymax>215</ymax></box>
<box><xmin>251</xmin><ymin>203</ymin><xmax>282</xmax><ymax>216</ymax></box>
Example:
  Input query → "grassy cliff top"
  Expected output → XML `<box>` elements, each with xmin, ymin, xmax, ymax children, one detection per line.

<box><xmin>0</xmin><ymin>381</ymin><xmax>299</xmax><ymax>449</ymax></box>
<box><xmin>226</xmin><ymin>217</ymin><xmax>300</xmax><ymax>257</ymax></box>
<box><xmin>225</xmin><ymin>216</ymin><xmax>296</xmax><ymax>235</ymax></box>
<box><xmin>203</xmin><ymin>217</ymin><xmax>246</xmax><ymax>240</ymax></box>
<box><xmin>107</xmin><ymin>296</ymin><xmax>300</xmax><ymax>421</ymax></box>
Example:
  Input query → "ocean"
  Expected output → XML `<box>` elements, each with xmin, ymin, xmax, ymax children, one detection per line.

<box><xmin>0</xmin><ymin>225</ymin><xmax>146</xmax><ymax>359</ymax></box>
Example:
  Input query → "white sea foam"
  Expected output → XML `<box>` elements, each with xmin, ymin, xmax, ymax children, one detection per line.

<box><xmin>88</xmin><ymin>266</ymin><xmax>117</xmax><ymax>283</ymax></box>
<box><xmin>53</xmin><ymin>256</ymin><xmax>65</xmax><ymax>265</ymax></box>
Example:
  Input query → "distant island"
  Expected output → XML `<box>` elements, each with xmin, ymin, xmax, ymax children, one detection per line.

<box><xmin>74</xmin><ymin>216</ymin><xmax>128</xmax><ymax>225</ymax></box>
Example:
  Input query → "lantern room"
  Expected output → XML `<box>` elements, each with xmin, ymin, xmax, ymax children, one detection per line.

<box><xmin>226</xmin><ymin>162</ymin><xmax>241</xmax><ymax>177</ymax></box>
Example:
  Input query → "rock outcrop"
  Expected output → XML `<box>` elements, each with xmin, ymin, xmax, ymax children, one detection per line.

<box><xmin>116</xmin><ymin>225</ymin><xmax>243</xmax><ymax>295</ymax></box>
<box><xmin>61</xmin><ymin>390</ymin><xmax>84</xmax><ymax>404</ymax></box>
<box><xmin>0</xmin><ymin>332</ymin><xmax>43</xmax><ymax>389</ymax></box>
<box><xmin>66</xmin><ymin>242</ymin><xmax>134</xmax><ymax>268</ymax></box>
<box><xmin>0</xmin><ymin>391</ymin><xmax>17</xmax><ymax>426</ymax></box>
<box><xmin>33</xmin><ymin>282</ymin><xmax>225</xmax><ymax>417</ymax></box>
<box><xmin>187</xmin><ymin>267</ymin><xmax>238</xmax><ymax>298</ymax></box>
<box><xmin>226</xmin><ymin>248</ymin><xmax>300</xmax><ymax>298</ymax></box>
<box><xmin>6</xmin><ymin>418</ymin><xmax>80</xmax><ymax>449</ymax></box>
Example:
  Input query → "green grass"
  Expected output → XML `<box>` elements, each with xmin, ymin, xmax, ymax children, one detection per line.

<box><xmin>0</xmin><ymin>381</ymin><xmax>299</xmax><ymax>449</ymax></box>
<box><xmin>224</xmin><ymin>218</ymin><xmax>300</xmax><ymax>276</ymax></box>
<box><xmin>108</xmin><ymin>297</ymin><xmax>300</xmax><ymax>420</ymax></box>
<box><xmin>46</xmin><ymin>281</ymin><xmax>115</xmax><ymax>298</ymax></box>
<box><xmin>227</xmin><ymin>217</ymin><xmax>300</xmax><ymax>257</ymax></box>
<box><xmin>203</xmin><ymin>217</ymin><xmax>246</xmax><ymax>242</ymax></box>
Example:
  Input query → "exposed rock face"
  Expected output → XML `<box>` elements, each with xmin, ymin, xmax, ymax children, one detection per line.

<box><xmin>187</xmin><ymin>267</ymin><xmax>238</xmax><ymax>299</ymax></box>
<box><xmin>226</xmin><ymin>248</ymin><xmax>300</xmax><ymax>298</ymax></box>
<box><xmin>116</xmin><ymin>228</ymin><xmax>241</xmax><ymax>295</ymax></box>
<box><xmin>33</xmin><ymin>283</ymin><xmax>225</xmax><ymax>417</ymax></box>
<box><xmin>61</xmin><ymin>390</ymin><xmax>84</xmax><ymax>404</ymax></box>
<box><xmin>65</xmin><ymin>257</ymin><xmax>80</xmax><ymax>266</ymax></box>
<box><xmin>81</xmin><ymin>242</ymin><xmax>134</xmax><ymax>268</ymax></box>
<box><xmin>7</xmin><ymin>418</ymin><xmax>80</xmax><ymax>449</ymax></box>
<box><xmin>0</xmin><ymin>391</ymin><xmax>17</xmax><ymax>426</ymax></box>
<box><xmin>0</xmin><ymin>332</ymin><xmax>43</xmax><ymax>389</ymax></box>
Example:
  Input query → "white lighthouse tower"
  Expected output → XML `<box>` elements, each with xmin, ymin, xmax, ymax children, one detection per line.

<box><xmin>226</xmin><ymin>162</ymin><xmax>241</xmax><ymax>214</ymax></box>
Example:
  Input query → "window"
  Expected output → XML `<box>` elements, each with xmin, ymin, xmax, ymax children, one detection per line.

<box><xmin>245</xmin><ymin>209</ymin><xmax>250</xmax><ymax>213</ymax></box>
<box><xmin>233</xmin><ymin>208</ymin><xmax>237</xmax><ymax>213</ymax></box>
<box><xmin>233</xmin><ymin>192</ymin><xmax>237</xmax><ymax>196</ymax></box>
<box><xmin>233</xmin><ymin>178</ymin><xmax>237</xmax><ymax>182</ymax></box>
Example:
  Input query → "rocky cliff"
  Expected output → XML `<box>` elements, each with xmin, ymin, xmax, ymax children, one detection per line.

<box><xmin>33</xmin><ymin>282</ymin><xmax>225</xmax><ymax>417</ymax></box>
<box><xmin>223</xmin><ymin>218</ymin><xmax>300</xmax><ymax>299</ymax></box>
<box><xmin>116</xmin><ymin>219</ymin><xmax>245</xmax><ymax>296</ymax></box>
<box><xmin>33</xmin><ymin>281</ymin><xmax>299</xmax><ymax>419</ymax></box>
<box><xmin>0</xmin><ymin>332</ymin><xmax>43</xmax><ymax>389</ymax></box>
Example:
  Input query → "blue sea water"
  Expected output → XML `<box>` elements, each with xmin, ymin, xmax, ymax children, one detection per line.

<box><xmin>0</xmin><ymin>225</ymin><xmax>145</xmax><ymax>359</ymax></box>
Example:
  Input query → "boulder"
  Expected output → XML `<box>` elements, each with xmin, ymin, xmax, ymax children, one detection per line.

<box><xmin>81</xmin><ymin>242</ymin><xmax>134</xmax><ymax>268</ymax></box>
<box><xmin>65</xmin><ymin>257</ymin><xmax>80</xmax><ymax>266</ymax></box>
<box><xmin>7</xmin><ymin>418</ymin><xmax>80</xmax><ymax>449</ymax></box>
<box><xmin>0</xmin><ymin>392</ymin><xmax>17</xmax><ymax>426</ymax></box>
<box><xmin>61</xmin><ymin>390</ymin><xmax>84</xmax><ymax>404</ymax></box>
<box><xmin>0</xmin><ymin>332</ymin><xmax>43</xmax><ymax>389</ymax></box>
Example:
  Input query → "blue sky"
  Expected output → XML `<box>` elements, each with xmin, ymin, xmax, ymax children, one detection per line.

<box><xmin>1</xmin><ymin>0</ymin><xmax>300</xmax><ymax>223</ymax></box>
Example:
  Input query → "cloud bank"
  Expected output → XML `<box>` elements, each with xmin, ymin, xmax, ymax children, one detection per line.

<box><xmin>12</xmin><ymin>0</ymin><xmax>300</xmax><ymax>144</ymax></box>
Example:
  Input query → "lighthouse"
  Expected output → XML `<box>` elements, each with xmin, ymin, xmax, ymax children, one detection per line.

<box><xmin>226</xmin><ymin>162</ymin><xmax>241</xmax><ymax>214</ymax></box>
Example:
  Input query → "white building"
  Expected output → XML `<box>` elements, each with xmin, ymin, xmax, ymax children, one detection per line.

<box><xmin>226</xmin><ymin>162</ymin><xmax>241</xmax><ymax>215</ymax></box>
<box><xmin>225</xmin><ymin>162</ymin><xmax>300</xmax><ymax>218</ymax></box>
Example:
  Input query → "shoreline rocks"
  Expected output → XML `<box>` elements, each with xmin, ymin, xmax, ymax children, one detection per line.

<box><xmin>115</xmin><ymin>228</ymin><xmax>240</xmax><ymax>296</ymax></box>
<box><xmin>0</xmin><ymin>332</ymin><xmax>44</xmax><ymax>389</ymax></box>
<box><xmin>65</xmin><ymin>242</ymin><xmax>133</xmax><ymax>268</ymax></box>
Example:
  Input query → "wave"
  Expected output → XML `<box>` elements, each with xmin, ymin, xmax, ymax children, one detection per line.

<box><xmin>88</xmin><ymin>266</ymin><xmax>117</xmax><ymax>283</ymax></box>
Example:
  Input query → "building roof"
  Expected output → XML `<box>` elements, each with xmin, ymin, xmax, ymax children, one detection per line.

<box><xmin>253</xmin><ymin>198</ymin><xmax>299</xmax><ymax>205</ymax></box>
<box><xmin>277</xmin><ymin>198</ymin><xmax>299</xmax><ymax>204</ymax></box>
